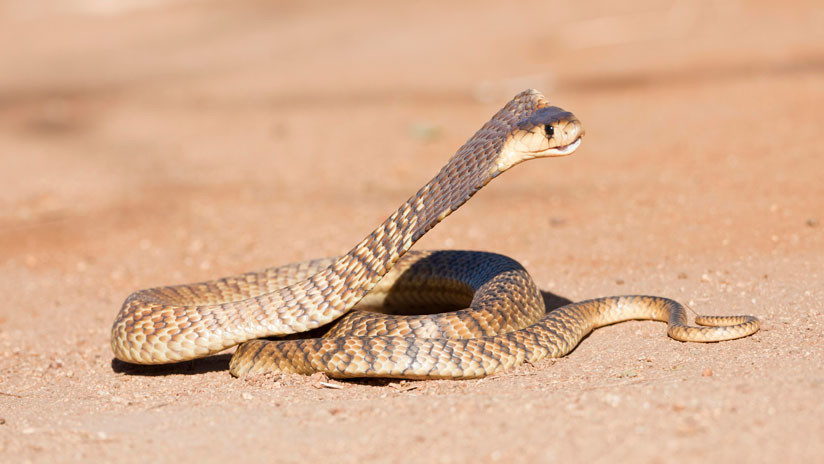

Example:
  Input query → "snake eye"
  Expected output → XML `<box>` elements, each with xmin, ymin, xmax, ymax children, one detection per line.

<box><xmin>544</xmin><ymin>125</ymin><xmax>554</xmax><ymax>138</ymax></box>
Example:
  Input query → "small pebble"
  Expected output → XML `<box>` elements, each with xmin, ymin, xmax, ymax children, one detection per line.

<box><xmin>702</xmin><ymin>369</ymin><xmax>713</xmax><ymax>377</ymax></box>
<box><xmin>806</xmin><ymin>218</ymin><xmax>819</xmax><ymax>227</ymax></box>
<box><xmin>549</xmin><ymin>217</ymin><xmax>566</xmax><ymax>227</ymax></box>
<box><xmin>242</xmin><ymin>392</ymin><xmax>254</xmax><ymax>400</ymax></box>
<box><xmin>677</xmin><ymin>272</ymin><xmax>688</xmax><ymax>279</ymax></box>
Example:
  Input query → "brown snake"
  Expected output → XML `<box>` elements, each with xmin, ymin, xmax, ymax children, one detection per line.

<box><xmin>111</xmin><ymin>89</ymin><xmax>759</xmax><ymax>379</ymax></box>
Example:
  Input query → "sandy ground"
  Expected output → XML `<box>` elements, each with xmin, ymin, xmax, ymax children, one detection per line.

<box><xmin>1</xmin><ymin>0</ymin><xmax>822</xmax><ymax>462</ymax></box>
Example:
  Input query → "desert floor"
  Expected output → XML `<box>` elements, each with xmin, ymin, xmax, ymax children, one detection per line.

<box><xmin>1</xmin><ymin>1</ymin><xmax>822</xmax><ymax>462</ymax></box>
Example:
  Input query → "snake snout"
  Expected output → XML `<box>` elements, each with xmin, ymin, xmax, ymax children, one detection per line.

<box><xmin>560</xmin><ymin>117</ymin><xmax>584</xmax><ymax>146</ymax></box>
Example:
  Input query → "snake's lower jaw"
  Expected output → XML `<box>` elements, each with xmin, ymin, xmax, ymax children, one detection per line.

<box><xmin>536</xmin><ymin>136</ymin><xmax>583</xmax><ymax>158</ymax></box>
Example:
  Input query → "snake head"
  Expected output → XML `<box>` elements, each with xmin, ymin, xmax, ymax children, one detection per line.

<box><xmin>495</xmin><ymin>99</ymin><xmax>584</xmax><ymax>173</ymax></box>
<box><xmin>518</xmin><ymin>105</ymin><xmax>584</xmax><ymax>156</ymax></box>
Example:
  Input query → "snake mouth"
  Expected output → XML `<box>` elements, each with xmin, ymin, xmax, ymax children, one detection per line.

<box><xmin>532</xmin><ymin>136</ymin><xmax>582</xmax><ymax>157</ymax></box>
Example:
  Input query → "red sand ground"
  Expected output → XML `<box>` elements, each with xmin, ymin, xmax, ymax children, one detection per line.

<box><xmin>0</xmin><ymin>1</ymin><xmax>822</xmax><ymax>462</ymax></box>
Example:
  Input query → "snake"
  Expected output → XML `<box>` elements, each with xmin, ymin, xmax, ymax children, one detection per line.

<box><xmin>111</xmin><ymin>89</ymin><xmax>759</xmax><ymax>379</ymax></box>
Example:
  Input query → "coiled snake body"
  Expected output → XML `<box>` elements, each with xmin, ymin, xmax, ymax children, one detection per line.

<box><xmin>111</xmin><ymin>90</ymin><xmax>759</xmax><ymax>379</ymax></box>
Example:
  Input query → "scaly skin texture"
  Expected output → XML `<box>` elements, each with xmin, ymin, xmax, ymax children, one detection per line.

<box><xmin>111</xmin><ymin>89</ymin><xmax>759</xmax><ymax>378</ymax></box>
<box><xmin>230</xmin><ymin>293</ymin><xmax>759</xmax><ymax>379</ymax></box>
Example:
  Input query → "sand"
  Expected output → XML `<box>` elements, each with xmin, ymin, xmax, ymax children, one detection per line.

<box><xmin>0</xmin><ymin>1</ymin><xmax>822</xmax><ymax>462</ymax></box>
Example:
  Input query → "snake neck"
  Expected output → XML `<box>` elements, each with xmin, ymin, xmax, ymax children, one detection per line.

<box><xmin>319</xmin><ymin>170</ymin><xmax>494</xmax><ymax>314</ymax></box>
<box><xmin>327</xmin><ymin>92</ymin><xmax>549</xmax><ymax>311</ymax></box>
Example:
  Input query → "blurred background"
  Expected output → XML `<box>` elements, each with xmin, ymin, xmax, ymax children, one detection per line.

<box><xmin>2</xmin><ymin>0</ymin><xmax>821</xmax><ymax>279</ymax></box>
<box><xmin>0</xmin><ymin>0</ymin><xmax>822</xmax><ymax>462</ymax></box>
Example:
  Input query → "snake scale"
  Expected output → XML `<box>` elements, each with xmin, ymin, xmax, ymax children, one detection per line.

<box><xmin>111</xmin><ymin>89</ymin><xmax>759</xmax><ymax>379</ymax></box>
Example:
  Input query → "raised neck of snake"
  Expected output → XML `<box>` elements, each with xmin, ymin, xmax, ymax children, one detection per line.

<box><xmin>310</xmin><ymin>89</ymin><xmax>583</xmax><ymax>323</ymax></box>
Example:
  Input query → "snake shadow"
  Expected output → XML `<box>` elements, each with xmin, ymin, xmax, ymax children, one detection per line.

<box><xmin>111</xmin><ymin>353</ymin><xmax>233</xmax><ymax>376</ymax></box>
<box><xmin>110</xmin><ymin>290</ymin><xmax>574</xmax><ymax>378</ymax></box>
